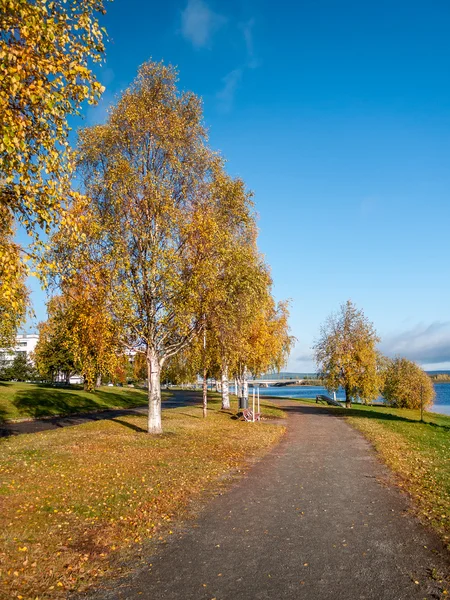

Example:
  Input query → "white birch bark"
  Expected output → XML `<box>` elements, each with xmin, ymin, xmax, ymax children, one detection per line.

<box><xmin>221</xmin><ymin>363</ymin><xmax>230</xmax><ymax>410</ymax></box>
<box><xmin>202</xmin><ymin>328</ymin><xmax>208</xmax><ymax>418</ymax></box>
<box><xmin>243</xmin><ymin>364</ymin><xmax>249</xmax><ymax>406</ymax></box>
<box><xmin>203</xmin><ymin>366</ymin><xmax>208</xmax><ymax>418</ymax></box>
<box><xmin>147</xmin><ymin>349</ymin><xmax>162</xmax><ymax>434</ymax></box>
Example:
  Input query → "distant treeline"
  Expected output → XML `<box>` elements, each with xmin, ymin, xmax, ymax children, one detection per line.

<box><xmin>429</xmin><ymin>373</ymin><xmax>450</xmax><ymax>382</ymax></box>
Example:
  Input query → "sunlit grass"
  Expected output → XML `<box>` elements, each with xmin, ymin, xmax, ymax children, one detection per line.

<box><xmin>0</xmin><ymin>382</ymin><xmax>151</xmax><ymax>421</ymax></box>
<box><xmin>0</xmin><ymin>396</ymin><xmax>285</xmax><ymax>599</ymax></box>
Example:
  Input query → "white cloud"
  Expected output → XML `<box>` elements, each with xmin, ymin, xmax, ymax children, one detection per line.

<box><xmin>240</xmin><ymin>18</ymin><xmax>259</xmax><ymax>69</ymax></box>
<box><xmin>216</xmin><ymin>68</ymin><xmax>243</xmax><ymax>112</ymax></box>
<box><xmin>381</xmin><ymin>322</ymin><xmax>450</xmax><ymax>365</ymax></box>
<box><xmin>284</xmin><ymin>347</ymin><xmax>315</xmax><ymax>373</ymax></box>
<box><xmin>181</xmin><ymin>0</ymin><xmax>226</xmax><ymax>48</ymax></box>
<box><xmin>215</xmin><ymin>18</ymin><xmax>260</xmax><ymax>112</ymax></box>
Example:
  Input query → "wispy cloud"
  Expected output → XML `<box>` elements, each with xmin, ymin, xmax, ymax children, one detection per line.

<box><xmin>180</xmin><ymin>4</ymin><xmax>259</xmax><ymax>112</ymax></box>
<box><xmin>216</xmin><ymin>18</ymin><xmax>259</xmax><ymax>112</ymax></box>
<box><xmin>181</xmin><ymin>0</ymin><xmax>226</xmax><ymax>49</ymax></box>
<box><xmin>381</xmin><ymin>322</ymin><xmax>450</xmax><ymax>365</ymax></box>
<box><xmin>216</xmin><ymin>68</ymin><xmax>243</xmax><ymax>112</ymax></box>
<box><xmin>240</xmin><ymin>18</ymin><xmax>259</xmax><ymax>69</ymax></box>
<box><xmin>289</xmin><ymin>347</ymin><xmax>315</xmax><ymax>373</ymax></box>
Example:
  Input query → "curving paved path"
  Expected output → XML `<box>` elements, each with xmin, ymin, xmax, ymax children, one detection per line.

<box><xmin>86</xmin><ymin>401</ymin><xmax>449</xmax><ymax>600</ymax></box>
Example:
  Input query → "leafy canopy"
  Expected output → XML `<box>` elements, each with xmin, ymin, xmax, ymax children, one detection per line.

<box><xmin>0</xmin><ymin>0</ymin><xmax>107</xmax><ymax>344</ymax></box>
<box><xmin>0</xmin><ymin>208</ymin><xmax>28</xmax><ymax>348</ymax></box>
<box><xmin>51</xmin><ymin>60</ymin><xmax>245</xmax><ymax>431</ymax></box>
<box><xmin>314</xmin><ymin>300</ymin><xmax>380</xmax><ymax>405</ymax></box>
<box><xmin>382</xmin><ymin>357</ymin><xmax>435</xmax><ymax>410</ymax></box>
<box><xmin>0</xmin><ymin>0</ymin><xmax>107</xmax><ymax>234</ymax></box>
<box><xmin>34</xmin><ymin>296</ymin><xmax>76</xmax><ymax>382</ymax></box>
<box><xmin>68</xmin><ymin>61</ymin><xmax>220</xmax><ymax>362</ymax></box>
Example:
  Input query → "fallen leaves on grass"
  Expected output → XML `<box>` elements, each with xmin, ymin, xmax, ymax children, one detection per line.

<box><xmin>0</xmin><ymin>398</ymin><xmax>284</xmax><ymax>599</ymax></box>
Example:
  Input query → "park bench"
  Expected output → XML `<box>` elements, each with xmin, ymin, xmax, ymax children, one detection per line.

<box><xmin>316</xmin><ymin>394</ymin><xmax>343</xmax><ymax>407</ymax></box>
<box><xmin>242</xmin><ymin>408</ymin><xmax>261</xmax><ymax>422</ymax></box>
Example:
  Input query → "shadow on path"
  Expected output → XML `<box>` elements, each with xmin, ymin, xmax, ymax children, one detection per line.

<box><xmin>283</xmin><ymin>400</ymin><xmax>450</xmax><ymax>431</ymax></box>
<box><xmin>0</xmin><ymin>407</ymin><xmax>148</xmax><ymax>437</ymax></box>
<box><xmin>0</xmin><ymin>390</ymin><xmax>204</xmax><ymax>437</ymax></box>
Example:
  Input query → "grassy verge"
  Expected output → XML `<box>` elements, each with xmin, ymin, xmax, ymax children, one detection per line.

<box><xmin>294</xmin><ymin>398</ymin><xmax>450</xmax><ymax>548</ymax></box>
<box><xmin>0</xmin><ymin>382</ymin><xmax>153</xmax><ymax>421</ymax></box>
<box><xmin>0</xmin><ymin>396</ymin><xmax>285</xmax><ymax>599</ymax></box>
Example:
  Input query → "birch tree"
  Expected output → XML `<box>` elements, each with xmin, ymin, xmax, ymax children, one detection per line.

<box><xmin>35</xmin><ymin>283</ymin><xmax>121</xmax><ymax>389</ymax></box>
<box><xmin>0</xmin><ymin>0</ymin><xmax>107</xmax><ymax>340</ymax></box>
<box><xmin>59</xmin><ymin>61</ymin><xmax>228</xmax><ymax>433</ymax></box>
<box><xmin>197</xmin><ymin>172</ymin><xmax>257</xmax><ymax>410</ymax></box>
<box><xmin>207</xmin><ymin>239</ymin><xmax>293</xmax><ymax>409</ymax></box>
<box><xmin>313</xmin><ymin>300</ymin><xmax>380</xmax><ymax>407</ymax></box>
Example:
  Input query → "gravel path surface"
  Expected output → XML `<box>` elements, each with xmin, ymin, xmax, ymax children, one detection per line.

<box><xmin>83</xmin><ymin>400</ymin><xmax>449</xmax><ymax>600</ymax></box>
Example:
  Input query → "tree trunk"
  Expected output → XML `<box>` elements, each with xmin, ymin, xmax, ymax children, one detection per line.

<box><xmin>243</xmin><ymin>365</ymin><xmax>249</xmax><ymax>406</ymax></box>
<box><xmin>203</xmin><ymin>366</ymin><xmax>208</xmax><ymax>418</ymax></box>
<box><xmin>221</xmin><ymin>364</ymin><xmax>230</xmax><ymax>410</ymax></box>
<box><xmin>236</xmin><ymin>376</ymin><xmax>242</xmax><ymax>408</ymax></box>
<box><xmin>65</xmin><ymin>372</ymin><xmax>70</xmax><ymax>385</ymax></box>
<box><xmin>147</xmin><ymin>349</ymin><xmax>162</xmax><ymax>434</ymax></box>
<box><xmin>96</xmin><ymin>373</ymin><xmax>102</xmax><ymax>388</ymax></box>
<box><xmin>345</xmin><ymin>385</ymin><xmax>352</xmax><ymax>409</ymax></box>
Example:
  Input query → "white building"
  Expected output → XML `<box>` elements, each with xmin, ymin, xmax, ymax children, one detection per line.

<box><xmin>0</xmin><ymin>333</ymin><xmax>39</xmax><ymax>365</ymax></box>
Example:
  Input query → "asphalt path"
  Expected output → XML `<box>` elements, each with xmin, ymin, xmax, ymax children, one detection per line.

<box><xmin>85</xmin><ymin>400</ymin><xmax>449</xmax><ymax>600</ymax></box>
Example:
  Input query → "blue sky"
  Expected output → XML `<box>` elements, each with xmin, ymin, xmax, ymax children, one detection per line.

<box><xmin>24</xmin><ymin>0</ymin><xmax>450</xmax><ymax>371</ymax></box>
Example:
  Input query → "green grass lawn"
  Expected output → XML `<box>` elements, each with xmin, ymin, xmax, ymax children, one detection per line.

<box><xmin>0</xmin><ymin>382</ymin><xmax>286</xmax><ymax>423</ymax></box>
<box><xmin>294</xmin><ymin>398</ymin><xmax>450</xmax><ymax>548</ymax></box>
<box><xmin>0</xmin><ymin>395</ymin><xmax>285</xmax><ymax>599</ymax></box>
<box><xmin>0</xmin><ymin>382</ymin><xmax>154</xmax><ymax>421</ymax></box>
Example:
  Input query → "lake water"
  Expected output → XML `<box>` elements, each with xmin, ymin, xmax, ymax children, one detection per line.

<box><xmin>249</xmin><ymin>383</ymin><xmax>450</xmax><ymax>416</ymax></box>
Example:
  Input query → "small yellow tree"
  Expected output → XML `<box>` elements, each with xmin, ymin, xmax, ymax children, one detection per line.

<box><xmin>34</xmin><ymin>297</ymin><xmax>76</xmax><ymax>383</ymax></box>
<box><xmin>382</xmin><ymin>357</ymin><xmax>435</xmax><ymax>410</ymax></box>
<box><xmin>313</xmin><ymin>300</ymin><xmax>380</xmax><ymax>407</ymax></box>
<box><xmin>35</xmin><ymin>284</ymin><xmax>121</xmax><ymax>390</ymax></box>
